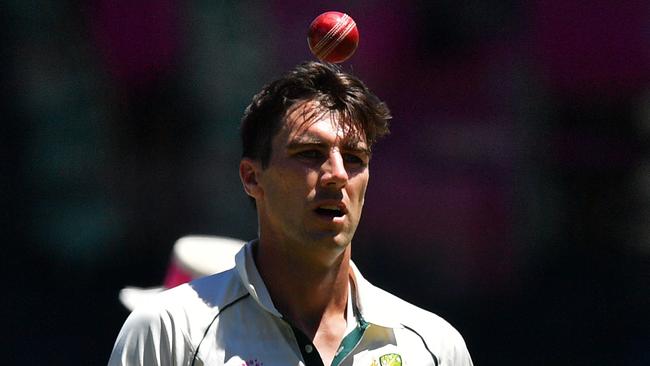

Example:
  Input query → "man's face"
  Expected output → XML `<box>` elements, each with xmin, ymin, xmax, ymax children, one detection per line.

<box><xmin>255</xmin><ymin>101</ymin><xmax>371</xmax><ymax>251</ymax></box>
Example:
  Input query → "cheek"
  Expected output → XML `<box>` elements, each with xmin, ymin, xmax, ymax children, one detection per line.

<box><xmin>265</xmin><ymin>166</ymin><xmax>318</xmax><ymax>200</ymax></box>
<box><xmin>349</xmin><ymin>174</ymin><xmax>369</xmax><ymax>203</ymax></box>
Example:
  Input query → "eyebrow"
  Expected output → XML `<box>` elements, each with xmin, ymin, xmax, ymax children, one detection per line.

<box><xmin>286</xmin><ymin>137</ymin><xmax>370</xmax><ymax>154</ymax></box>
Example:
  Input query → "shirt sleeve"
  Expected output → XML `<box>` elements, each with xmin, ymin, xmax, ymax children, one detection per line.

<box><xmin>443</xmin><ymin>326</ymin><xmax>474</xmax><ymax>366</ymax></box>
<box><xmin>107</xmin><ymin>306</ymin><xmax>193</xmax><ymax>366</ymax></box>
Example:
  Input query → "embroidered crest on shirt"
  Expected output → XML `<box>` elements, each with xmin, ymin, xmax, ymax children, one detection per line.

<box><xmin>379</xmin><ymin>353</ymin><xmax>402</xmax><ymax>366</ymax></box>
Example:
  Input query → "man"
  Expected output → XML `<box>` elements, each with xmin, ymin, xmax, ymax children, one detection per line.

<box><xmin>109</xmin><ymin>62</ymin><xmax>473</xmax><ymax>366</ymax></box>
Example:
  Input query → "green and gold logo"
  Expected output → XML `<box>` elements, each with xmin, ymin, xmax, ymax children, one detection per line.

<box><xmin>379</xmin><ymin>353</ymin><xmax>402</xmax><ymax>366</ymax></box>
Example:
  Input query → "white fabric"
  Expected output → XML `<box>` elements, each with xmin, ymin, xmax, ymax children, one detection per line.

<box><xmin>118</xmin><ymin>236</ymin><xmax>246</xmax><ymax>311</ymax></box>
<box><xmin>108</xmin><ymin>241</ymin><xmax>473</xmax><ymax>366</ymax></box>
<box><xmin>173</xmin><ymin>236</ymin><xmax>245</xmax><ymax>277</ymax></box>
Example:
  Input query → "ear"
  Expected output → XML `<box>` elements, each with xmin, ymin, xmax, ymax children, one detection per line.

<box><xmin>239</xmin><ymin>158</ymin><xmax>263</xmax><ymax>200</ymax></box>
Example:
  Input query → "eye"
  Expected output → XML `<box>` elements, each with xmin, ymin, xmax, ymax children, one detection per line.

<box><xmin>296</xmin><ymin>150</ymin><xmax>324</xmax><ymax>159</ymax></box>
<box><xmin>343</xmin><ymin>153</ymin><xmax>368</xmax><ymax>166</ymax></box>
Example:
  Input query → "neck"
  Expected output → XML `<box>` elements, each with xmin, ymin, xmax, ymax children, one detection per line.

<box><xmin>254</xmin><ymin>238</ymin><xmax>351</xmax><ymax>338</ymax></box>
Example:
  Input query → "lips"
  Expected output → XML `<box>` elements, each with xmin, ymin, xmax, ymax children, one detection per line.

<box><xmin>314</xmin><ymin>202</ymin><xmax>347</xmax><ymax>219</ymax></box>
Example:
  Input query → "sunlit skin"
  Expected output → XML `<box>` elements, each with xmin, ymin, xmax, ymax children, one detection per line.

<box><xmin>239</xmin><ymin>100</ymin><xmax>371</xmax><ymax>365</ymax></box>
<box><xmin>241</xmin><ymin>101</ymin><xmax>371</xmax><ymax>265</ymax></box>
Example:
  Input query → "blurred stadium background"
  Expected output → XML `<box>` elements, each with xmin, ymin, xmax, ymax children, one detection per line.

<box><xmin>2</xmin><ymin>1</ymin><xmax>649</xmax><ymax>364</ymax></box>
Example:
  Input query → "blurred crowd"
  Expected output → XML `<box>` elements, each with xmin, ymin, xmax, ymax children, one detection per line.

<box><xmin>2</xmin><ymin>1</ymin><xmax>648</xmax><ymax>364</ymax></box>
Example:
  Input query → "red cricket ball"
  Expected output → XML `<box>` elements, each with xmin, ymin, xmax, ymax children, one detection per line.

<box><xmin>307</xmin><ymin>11</ymin><xmax>359</xmax><ymax>63</ymax></box>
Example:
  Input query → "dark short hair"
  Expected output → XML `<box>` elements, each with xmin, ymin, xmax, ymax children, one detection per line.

<box><xmin>240</xmin><ymin>61</ymin><xmax>391</xmax><ymax>167</ymax></box>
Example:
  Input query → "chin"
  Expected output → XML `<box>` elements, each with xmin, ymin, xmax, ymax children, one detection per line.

<box><xmin>328</xmin><ymin>232</ymin><xmax>354</xmax><ymax>249</ymax></box>
<box><xmin>308</xmin><ymin>231</ymin><xmax>352</xmax><ymax>250</ymax></box>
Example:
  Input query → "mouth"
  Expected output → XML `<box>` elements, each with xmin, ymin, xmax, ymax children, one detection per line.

<box><xmin>314</xmin><ymin>204</ymin><xmax>346</xmax><ymax>219</ymax></box>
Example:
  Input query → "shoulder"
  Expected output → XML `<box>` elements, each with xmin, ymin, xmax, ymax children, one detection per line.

<box><xmin>358</xmin><ymin>277</ymin><xmax>473</xmax><ymax>365</ymax></box>
<box><xmin>398</xmin><ymin>299</ymin><xmax>471</xmax><ymax>364</ymax></box>
<box><xmin>108</xmin><ymin>268</ymin><xmax>248</xmax><ymax>365</ymax></box>
<box><xmin>369</xmin><ymin>283</ymin><xmax>463</xmax><ymax>335</ymax></box>
<box><xmin>136</xmin><ymin>267</ymin><xmax>247</xmax><ymax>333</ymax></box>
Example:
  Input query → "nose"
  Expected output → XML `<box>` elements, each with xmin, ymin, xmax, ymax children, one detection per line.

<box><xmin>320</xmin><ymin>150</ymin><xmax>348</xmax><ymax>188</ymax></box>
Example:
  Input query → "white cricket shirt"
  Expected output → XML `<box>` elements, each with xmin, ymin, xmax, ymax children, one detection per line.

<box><xmin>108</xmin><ymin>241</ymin><xmax>473</xmax><ymax>366</ymax></box>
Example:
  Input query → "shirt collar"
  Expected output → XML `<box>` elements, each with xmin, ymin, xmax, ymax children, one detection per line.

<box><xmin>235</xmin><ymin>240</ymin><xmax>403</xmax><ymax>329</ymax></box>
<box><xmin>235</xmin><ymin>240</ymin><xmax>283</xmax><ymax>318</ymax></box>
<box><xmin>348</xmin><ymin>261</ymin><xmax>404</xmax><ymax>329</ymax></box>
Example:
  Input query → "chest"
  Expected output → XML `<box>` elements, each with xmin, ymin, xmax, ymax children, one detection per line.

<box><xmin>193</xmin><ymin>310</ymin><xmax>436</xmax><ymax>366</ymax></box>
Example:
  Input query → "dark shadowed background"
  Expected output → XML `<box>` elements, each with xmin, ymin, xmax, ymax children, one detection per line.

<box><xmin>3</xmin><ymin>1</ymin><xmax>649</xmax><ymax>364</ymax></box>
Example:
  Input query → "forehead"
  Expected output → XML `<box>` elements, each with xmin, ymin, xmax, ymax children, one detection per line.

<box><xmin>280</xmin><ymin>101</ymin><xmax>367</xmax><ymax>146</ymax></box>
